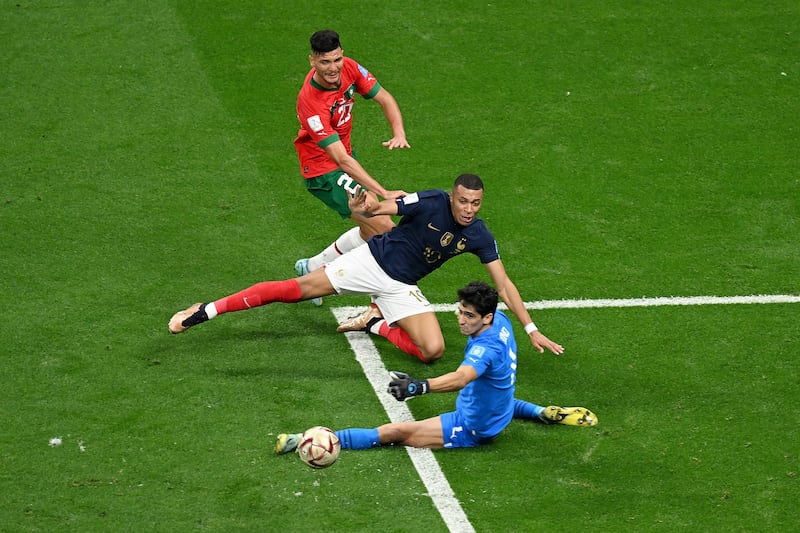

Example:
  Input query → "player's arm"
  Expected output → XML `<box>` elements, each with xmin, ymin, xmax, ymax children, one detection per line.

<box><xmin>387</xmin><ymin>366</ymin><xmax>477</xmax><ymax>400</ymax></box>
<box><xmin>348</xmin><ymin>188</ymin><xmax>400</xmax><ymax>218</ymax></box>
<box><xmin>484</xmin><ymin>259</ymin><xmax>565</xmax><ymax>355</ymax></box>
<box><xmin>322</xmin><ymin>140</ymin><xmax>397</xmax><ymax>198</ymax></box>
<box><xmin>428</xmin><ymin>365</ymin><xmax>477</xmax><ymax>392</ymax></box>
<box><xmin>371</xmin><ymin>87</ymin><xmax>410</xmax><ymax>150</ymax></box>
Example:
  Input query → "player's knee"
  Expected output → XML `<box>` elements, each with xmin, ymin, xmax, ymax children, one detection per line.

<box><xmin>419</xmin><ymin>341</ymin><xmax>445</xmax><ymax>363</ymax></box>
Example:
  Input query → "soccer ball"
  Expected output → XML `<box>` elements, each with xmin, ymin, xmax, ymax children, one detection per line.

<box><xmin>297</xmin><ymin>426</ymin><xmax>341</xmax><ymax>468</ymax></box>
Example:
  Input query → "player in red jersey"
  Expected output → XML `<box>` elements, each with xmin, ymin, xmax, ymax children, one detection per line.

<box><xmin>292</xmin><ymin>30</ymin><xmax>410</xmax><ymax>305</ymax></box>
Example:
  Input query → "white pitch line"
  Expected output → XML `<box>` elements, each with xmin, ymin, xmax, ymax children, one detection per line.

<box><xmin>515</xmin><ymin>293</ymin><xmax>800</xmax><ymax>310</ymax></box>
<box><xmin>332</xmin><ymin>293</ymin><xmax>798</xmax><ymax>532</ymax></box>
<box><xmin>335</xmin><ymin>294</ymin><xmax>800</xmax><ymax>318</ymax></box>
<box><xmin>332</xmin><ymin>308</ymin><xmax>475</xmax><ymax>533</ymax></box>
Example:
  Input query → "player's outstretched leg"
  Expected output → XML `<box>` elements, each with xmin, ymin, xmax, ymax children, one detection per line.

<box><xmin>294</xmin><ymin>259</ymin><xmax>322</xmax><ymax>306</ymax></box>
<box><xmin>541</xmin><ymin>406</ymin><xmax>598</xmax><ymax>427</ymax></box>
<box><xmin>169</xmin><ymin>279</ymin><xmax>305</xmax><ymax>334</ymax></box>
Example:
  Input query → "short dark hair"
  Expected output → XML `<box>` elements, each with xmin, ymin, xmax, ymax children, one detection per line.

<box><xmin>454</xmin><ymin>173</ymin><xmax>484</xmax><ymax>191</ymax></box>
<box><xmin>457</xmin><ymin>281</ymin><xmax>498</xmax><ymax>318</ymax></box>
<box><xmin>310</xmin><ymin>30</ymin><xmax>341</xmax><ymax>54</ymax></box>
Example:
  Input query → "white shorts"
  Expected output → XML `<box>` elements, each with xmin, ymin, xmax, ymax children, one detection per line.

<box><xmin>324</xmin><ymin>243</ymin><xmax>432</xmax><ymax>326</ymax></box>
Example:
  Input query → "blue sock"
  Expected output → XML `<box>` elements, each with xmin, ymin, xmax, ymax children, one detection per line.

<box><xmin>513</xmin><ymin>399</ymin><xmax>544</xmax><ymax>421</ymax></box>
<box><xmin>336</xmin><ymin>428</ymin><xmax>381</xmax><ymax>450</ymax></box>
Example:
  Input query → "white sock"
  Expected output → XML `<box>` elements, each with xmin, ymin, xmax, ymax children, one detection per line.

<box><xmin>308</xmin><ymin>227</ymin><xmax>366</xmax><ymax>271</ymax></box>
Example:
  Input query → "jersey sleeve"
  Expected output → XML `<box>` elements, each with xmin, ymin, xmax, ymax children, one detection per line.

<box><xmin>475</xmin><ymin>232</ymin><xmax>500</xmax><ymax>264</ymax></box>
<box><xmin>395</xmin><ymin>189</ymin><xmax>444</xmax><ymax>216</ymax></box>
<box><xmin>350</xmin><ymin>59</ymin><xmax>381</xmax><ymax>98</ymax></box>
<box><xmin>462</xmin><ymin>341</ymin><xmax>493</xmax><ymax>377</ymax></box>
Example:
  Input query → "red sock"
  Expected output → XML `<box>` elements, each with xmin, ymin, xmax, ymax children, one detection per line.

<box><xmin>214</xmin><ymin>279</ymin><xmax>302</xmax><ymax>314</ymax></box>
<box><xmin>377</xmin><ymin>322</ymin><xmax>426</xmax><ymax>362</ymax></box>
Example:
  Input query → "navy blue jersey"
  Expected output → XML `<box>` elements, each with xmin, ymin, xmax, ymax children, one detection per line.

<box><xmin>367</xmin><ymin>189</ymin><xmax>499</xmax><ymax>284</ymax></box>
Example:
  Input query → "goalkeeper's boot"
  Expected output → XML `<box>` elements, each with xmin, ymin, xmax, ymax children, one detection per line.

<box><xmin>168</xmin><ymin>303</ymin><xmax>205</xmax><ymax>334</ymax></box>
<box><xmin>337</xmin><ymin>303</ymin><xmax>383</xmax><ymax>333</ymax></box>
<box><xmin>294</xmin><ymin>258</ymin><xmax>322</xmax><ymax>306</ymax></box>
<box><xmin>275</xmin><ymin>433</ymin><xmax>302</xmax><ymax>455</ymax></box>
<box><xmin>540</xmin><ymin>406</ymin><xmax>598</xmax><ymax>427</ymax></box>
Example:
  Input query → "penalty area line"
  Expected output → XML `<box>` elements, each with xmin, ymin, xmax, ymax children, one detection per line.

<box><xmin>335</xmin><ymin>293</ymin><xmax>800</xmax><ymax>318</ymax></box>
<box><xmin>513</xmin><ymin>293</ymin><xmax>800</xmax><ymax>310</ymax></box>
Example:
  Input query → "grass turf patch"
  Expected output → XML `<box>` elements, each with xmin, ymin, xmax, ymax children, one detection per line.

<box><xmin>2</xmin><ymin>1</ymin><xmax>797</xmax><ymax>531</ymax></box>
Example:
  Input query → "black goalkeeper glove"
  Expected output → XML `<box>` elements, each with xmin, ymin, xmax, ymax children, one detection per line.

<box><xmin>387</xmin><ymin>371</ymin><xmax>429</xmax><ymax>401</ymax></box>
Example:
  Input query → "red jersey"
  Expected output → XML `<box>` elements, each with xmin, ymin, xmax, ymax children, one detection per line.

<box><xmin>294</xmin><ymin>57</ymin><xmax>381</xmax><ymax>178</ymax></box>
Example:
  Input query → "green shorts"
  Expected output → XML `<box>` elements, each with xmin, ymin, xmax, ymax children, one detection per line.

<box><xmin>303</xmin><ymin>169</ymin><xmax>365</xmax><ymax>219</ymax></box>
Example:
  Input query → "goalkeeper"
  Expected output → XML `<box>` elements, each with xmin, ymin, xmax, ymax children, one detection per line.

<box><xmin>275</xmin><ymin>282</ymin><xmax>596</xmax><ymax>454</ymax></box>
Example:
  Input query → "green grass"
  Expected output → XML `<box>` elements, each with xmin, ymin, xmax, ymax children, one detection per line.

<box><xmin>1</xmin><ymin>1</ymin><xmax>798</xmax><ymax>531</ymax></box>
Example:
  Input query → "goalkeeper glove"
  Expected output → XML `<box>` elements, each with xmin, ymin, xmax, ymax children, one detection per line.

<box><xmin>387</xmin><ymin>371</ymin><xmax>429</xmax><ymax>401</ymax></box>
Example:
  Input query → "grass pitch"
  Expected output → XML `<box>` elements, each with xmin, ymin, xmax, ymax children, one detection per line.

<box><xmin>1</xmin><ymin>1</ymin><xmax>798</xmax><ymax>531</ymax></box>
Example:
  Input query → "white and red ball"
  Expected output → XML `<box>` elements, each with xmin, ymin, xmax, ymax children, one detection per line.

<box><xmin>297</xmin><ymin>426</ymin><xmax>341</xmax><ymax>468</ymax></box>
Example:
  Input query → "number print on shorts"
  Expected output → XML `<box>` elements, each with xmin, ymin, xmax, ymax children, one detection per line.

<box><xmin>407</xmin><ymin>289</ymin><xmax>431</xmax><ymax>306</ymax></box>
<box><xmin>337</xmin><ymin>173</ymin><xmax>361</xmax><ymax>196</ymax></box>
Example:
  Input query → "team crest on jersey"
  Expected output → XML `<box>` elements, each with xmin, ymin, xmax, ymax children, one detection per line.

<box><xmin>343</xmin><ymin>83</ymin><xmax>356</xmax><ymax>101</ymax></box>
<box><xmin>440</xmin><ymin>232</ymin><xmax>454</xmax><ymax>247</ymax></box>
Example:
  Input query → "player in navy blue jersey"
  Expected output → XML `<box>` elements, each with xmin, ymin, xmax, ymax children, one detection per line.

<box><xmin>275</xmin><ymin>282</ymin><xmax>597</xmax><ymax>456</ymax></box>
<box><xmin>169</xmin><ymin>174</ymin><xmax>563</xmax><ymax>362</ymax></box>
<box><xmin>365</xmin><ymin>187</ymin><xmax>499</xmax><ymax>284</ymax></box>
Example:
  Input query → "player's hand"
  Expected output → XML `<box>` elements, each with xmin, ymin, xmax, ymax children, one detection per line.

<box><xmin>387</xmin><ymin>370</ymin><xmax>429</xmax><ymax>401</ymax></box>
<box><xmin>383</xmin><ymin>189</ymin><xmax>408</xmax><ymax>201</ymax></box>
<box><xmin>529</xmin><ymin>330</ymin><xmax>564</xmax><ymax>356</ymax></box>
<box><xmin>382</xmin><ymin>136</ymin><xmax>410</xmax><ymax>150</ymax></box>
<box><xmin>348</xmin><ymin>187</ymin><xmax>378</xmax><ymax>214</ymax></box>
